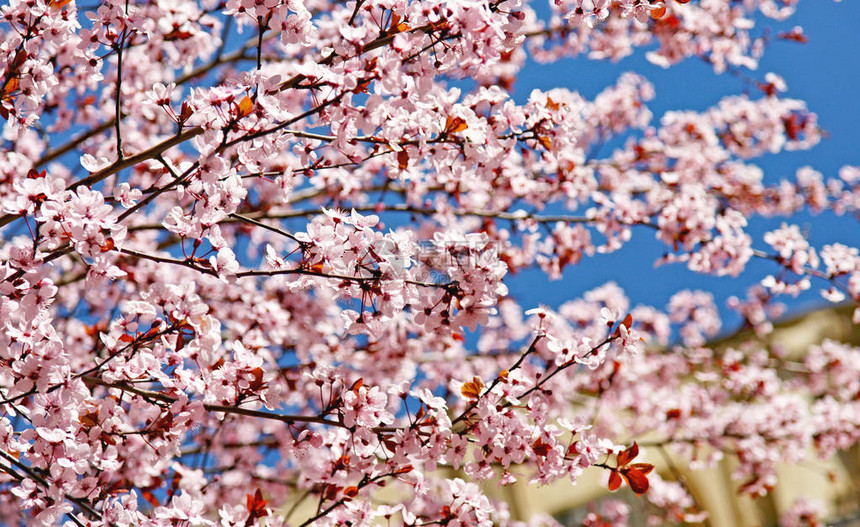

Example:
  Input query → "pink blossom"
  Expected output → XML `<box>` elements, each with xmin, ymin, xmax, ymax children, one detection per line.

<box><xmin>342</xmin><ymin>385</ymin><xmax>394</xmax><ymax>429</ymax></box>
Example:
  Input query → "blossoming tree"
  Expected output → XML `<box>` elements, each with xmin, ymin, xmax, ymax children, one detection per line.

<box><xmin>1</xmin><ymin>0</ymin><xmax>859</xmax><ymax>524</ymax></box>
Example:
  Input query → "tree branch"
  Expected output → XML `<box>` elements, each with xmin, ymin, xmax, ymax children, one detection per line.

<box><xmin>0</xmin><ymin>450</ymin><xmax>101</xmax><ymax>523</ymax></box>
<box><xmin>83</xmin><ymin>376</ymin><xmax>346</xmax><ymax>429</ymax></box>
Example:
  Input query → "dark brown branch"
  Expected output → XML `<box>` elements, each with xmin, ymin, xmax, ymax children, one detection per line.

<box><xmin>115</xmin><ymin>244</ymin><xmax>449</xmax><ymax>289</ymax></box>
<box><xmin>114</xmin><ymin>26</ymin><xmax>125</xmax><ymax>161</ymax></box>
<box><xmin>0</xmin><ymin>324</ymin><xmax>177</xmax><ymax>406</ymax></box>
<box><xmin>83</xmin><ymin>376</ymin><xmax>346</xmax><ymax>429</ymax></box>
<box><xmin>0</xmin><ymin>450</ymin><xmax>100</xmax><ymax>523</ymax></box>
<box><xmin>29</xmin><ymin>34</ymin><xmax>263</xmax><ymax>172</ymax></box>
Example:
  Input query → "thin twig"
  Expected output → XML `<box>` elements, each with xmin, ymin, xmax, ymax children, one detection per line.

<box><xmin>0</xmin><ymin>450</ymin><xmax>101</xmax><ymax>522</ymax></box>
<box><xmin>228</xmin><ymin>212</ymin><xmax>302</xmax><ymax>244</ymax></box>
<box><xmin>114</xmin><ymin>21</ymin><xmax>125</xmax><ymax>161</ymax></box>
<box><xmin>83</xmin><ymin>376</ymin><xmax>346</xmax><ymax>428</ymax></box>
<box><xmin>451</xmin><ymin>334</ymin><xmax>542</xmax><ymax>426</ymax></box>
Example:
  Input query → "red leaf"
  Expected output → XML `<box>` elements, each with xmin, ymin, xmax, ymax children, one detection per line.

<box><xmin>322</xmin><ymin>483</ymin><xmax>340</xmax><ymax>501</ymax></box>
<box><xmin>537</xmin><ymin>135</ymin><xmax>552</xmax><ymax>151</ymax></box>
<box><xmin>621</xmin><ymin>466</ymin><xmax>651</xmax><ymax>494</ymax></box>
<box><xmin>343</xmin><ymin>486</ymin><xmax>359</xmax><ymax>499</ymax></box>
<box><xmin>353</xmin><ymin>78</ymin><xmax>372</xmax><ymax>94</ymax></box>
<box><xmin>237</xmin><ymin>96</ymin><xmax>253</xmax><ymax>118</ymax></box>
<box><xmin>397</xmin><ymin>150</ymin><xmax>409</xmax><ymax>170</ymax></box>
<box><xmin>444</xmin><ymin>116</ymin><xmax>468</xmax><ymax>134</ymax></box>
<box><xmin>616</xmin><ymin>442</ymin><xmax>639</xmax><ymax>467</ymax></box>
<box><xmin>460</xmin><ymin>376</ymin><xmax>484</xmax><ymax>400</ymax></box>
<box><xmin>531</xmin><ymin>438</ymin><xmax>551</xmax><ymax>457</ymax></box>
<box><xmin>79</xmin><ymin>410</ymin><xmax>99</xmax><ymax>429</ymax></box>
<box><xmin>11</xmin><ymin>50</ymin><xmax>28</xmax><ymax>70</ymax></box>
<box><xmin>607</xmin><ymin>470</ymin><xmax>623</xmax><ymax>491</ymax></box>
<box><xmin>621</xmin><ymin>313</ymin><xmax>633</xmax><ymax>329</ymax></box>
<box><xmin>248</xmin><ymin>367</ymin><xmax>265</xmax><ymax>390</ymax></box>
<box><xmin>164</xmin><ymin>29</ymin><xmax>194</xmax><ymax>41</ymax></box>
<box><xmin>209</xmin><ymin>357</ymin><xmax>225</xmax><ymax>371</ymax></box>
<box><xmin>628</xmin><ymin>463</ymin><xmax>654</xmax><ymax>476</ymax></box>
<box><xmin>334</xmin><ymin>454</ymin><xmax>350</xmax><ymax>470</ymax></box>
<box><xmin>175</xmin><ymin>330</ymin><xmax>186</xmax><ymax>352</ymax></box>
<box><xmin>383</xmin><ymin>12</ymin><xmax>409</xmax><ymax>36</ymax></box>
<box><xmin>2</xmin><ymin>77</ymin><xmax>19</xmax><ymax>98</ymax></box>
<box><xmin>658</xmin><ymin>13</ymin><xmax>682</xmax><ymax>30</ymax></box>
<box><xmin>142</xmin><ymin>489</ymin><xmax>160</xmax><ymax>506</ymax></box>
<box><xmin>179</xmin><ymin>101</ymin><xmax>193</xmax><ymax>123</ymax></box>
<box><xmin>393</xmin><ymin>464</ymin><xmax>413</xmax><ymax>474</ymax></box>
<box><xmin>778</xmin><ymin>28</ymin><xmax>808</xmax><ymax>44</ymax></box>
<box><xmin>783</xmin><ymin>114</ymin><xmax>804</xmax><ymax>140</ymax></box>
<box><xmin>246</xmin><ymin>488</ymin><xmax>269</xmax><ymax>519</ymax></box>
<box><xmin>758</xmin><ymin>82</ymin><xmax>777</xmax><ymax>97</ymax></box>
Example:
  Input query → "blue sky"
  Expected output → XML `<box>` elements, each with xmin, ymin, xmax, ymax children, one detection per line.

<box><xmin>504</xmin><ymin>2</ymin><xmax>860</xmax><ymax>331</ymax></box>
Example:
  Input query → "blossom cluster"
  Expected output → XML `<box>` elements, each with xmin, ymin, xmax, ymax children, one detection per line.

<box><xmin>0</xmin><ymin>0</ymin><xmax>857</xmax><ymax>526</ymax></box>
